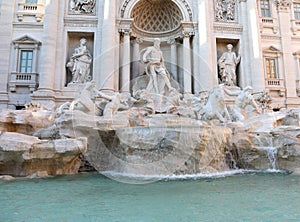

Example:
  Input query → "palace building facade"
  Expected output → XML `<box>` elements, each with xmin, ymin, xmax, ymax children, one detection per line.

<box><xmin>0</xmin><ymin>0</ymin><xmax>299</xmax><ymax>110</ymax></box>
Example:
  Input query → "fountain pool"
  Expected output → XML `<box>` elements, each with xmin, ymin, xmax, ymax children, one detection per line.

<box><xmin>1</xmin><ymin>172</ymin><xmax>300</xmax><ymax>222</ymax></box>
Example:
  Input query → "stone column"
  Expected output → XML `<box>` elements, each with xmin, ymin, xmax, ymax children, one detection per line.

<box><xmin>183</xmin><ymin>33</ymin><xmax>192</xmax><ymax>93</ymax></box>
<box><xmin>192</xmin><ymin>28</ymin><xmax>200</xmax><ymax>94</ymax></box>
<box><xmin>198</xmin><ymin>0</ymin><xmax>217</xmax><ymax>91</ymax></box>
<box><xmin>120</xmin><ymin>29</ymin><xmax>131</xmax><ymax>92</ymax></box>
<box><xmin>37</xmin><ymin>0</ymin><xmax>59</xmax><ymax>93</ymax></box>
<box><xmin>239</xmin><ymin>0</ymin><xmax>251</xmax><ymax>88</ymax></box>
<box><xmin>132</xmin><ymin>38</ymin><xmax>142</xmax><ymax>79</ymax></box>
<box><xmin>168</xmin><ymin>38</ymin><xmax>178</xmax><ymax>82</ymax></box>
<box><xmin>0</xmin><ymin>0</ymin><xmax>15</xmax><ymax>109</ymax></box>
<box><xmin>246</xmin><ymin>0</ymin><xmax>265</xmax><ymax>91</ymax></box>
<box><xmin>96</xmin><ymin>0</ymin><xmax>117</xmax><ymax>92</ymax></box>
<box><xmin>277</xmin><ymin>2</ymin><xmax>298</xmax><ymax>106</ymax></box>
<box><xmin>114</xmin><ymin>31</ymin><xmax>120</xmax><ymax>91</ymax></box>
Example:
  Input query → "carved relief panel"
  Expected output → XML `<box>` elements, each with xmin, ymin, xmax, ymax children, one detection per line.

<box><xmin>215</xmin><ymin>0</ymin><xmax>237</xmax><ymax>22</ymax></box>
<box><xmin>69</xmin><ymin>0</ymin><xmax>96</xmax><ymax>15</ymax></box>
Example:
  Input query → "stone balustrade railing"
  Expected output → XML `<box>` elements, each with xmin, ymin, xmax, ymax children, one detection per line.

<box><xmin>9</xmin><ymin>72</ymin><xmax>39</xmax><ymax>92</ymax></box>
<box><xmin>260</xmin><ymin>17</ymin><xmax>278</xmax><ymax>34</ymax></box>
<box><xmin>265</xmin><ymin>78</ymin><xmax>285</xmax><ymax>96</ymax></box>
<box><xmin>16</xmin><ymin>3</ymin><xmax>44</xmax><ymax>22</ymax></box>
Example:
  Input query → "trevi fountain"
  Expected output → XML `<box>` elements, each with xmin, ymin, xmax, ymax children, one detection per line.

<box><xmin>1</xmin><ymin>38</ymin><xmax>300</xmax><ymax>221</ymax></box>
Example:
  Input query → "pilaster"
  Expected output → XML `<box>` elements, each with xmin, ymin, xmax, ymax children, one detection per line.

<box><xmin>276</xmin><ymin>0</ymin><xmax>297</xmax><ymax>105</ymax></box>
<box><xmin>96</xmin><ymin>0</ymin><xmax>117</xmax><ymax>92</ymax></box>
<box><xmin>198</xmin><ymin>0</ymin><xmax>217</xmax><ymax>91</ymax></box>
<box><xmin>246</xmin><ymin>0</ymin><xmax>265</xmax><ymax>91</ymax></box>
<box><xmin>0</xmin><ymin>0</ymin><xmax>15</xmax><ymax>109</ymax></box>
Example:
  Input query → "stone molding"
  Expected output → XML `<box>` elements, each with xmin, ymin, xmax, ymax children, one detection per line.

<box><xmin>64</xmin><ymin>17</ymin><xmax>98</xmax><ymax>27</ymax></box>
<box><xmin>213</xmin><ymin>22</ymin><xmax>243</xmax><ymax>34</ymax></box>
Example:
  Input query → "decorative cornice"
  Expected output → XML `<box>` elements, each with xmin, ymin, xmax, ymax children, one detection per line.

<box><xmin>64</xmin><ymin>17</ymin><xmax>98</xmax><ymax>27</ymax></box>
<box><xmin>261</xmin><ymin>35</ymin><xmax>281</xmax><ymax>40</ymax></box>
<box><xmin>213</xmin><ymin>23</ymin><xmax>243</xmax><ymax>33</ymax></box>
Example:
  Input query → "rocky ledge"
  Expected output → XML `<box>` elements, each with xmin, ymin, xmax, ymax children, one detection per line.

<box><xmin>0</xmin><ymin>132</ymin><xmax>87</xmax><ymax>176</ymax></box>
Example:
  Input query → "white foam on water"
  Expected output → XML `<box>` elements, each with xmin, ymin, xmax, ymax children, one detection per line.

<box><xmin>99</xmin><ymin>169</ymin><xmax>285</xmax><ymax>182</ymax></box>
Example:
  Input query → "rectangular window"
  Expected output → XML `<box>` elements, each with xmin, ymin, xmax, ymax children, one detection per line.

<box><xmin>20</xmin><ymin>50</ymin><xmax>33</xmax><ymax>73</ymax></box>
<box><xmin>266</xmin><ymin>58</ymin><xmax>277</xmax><ymax>79</ymax></box>
<box><xmin>260</xmin><ymin>0</ymin><xmax>271</xmax><ymax>17</ymax></box>
<box><xmin>25</xmin><ymin>0</ymin><xmax>38</xmax><ymax>4</ymax></box>
<box><xmin>294</xmin><ymin>3</ymin><xmax>300</xmax><ymax>20</ymax></box>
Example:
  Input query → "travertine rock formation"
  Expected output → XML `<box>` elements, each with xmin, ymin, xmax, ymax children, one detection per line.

<box><xmin>0</xmin><ymin>132</ymin><xmax>87</xmax><ymax>176</ymax></box>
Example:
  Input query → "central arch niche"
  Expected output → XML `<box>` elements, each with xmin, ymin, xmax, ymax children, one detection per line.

<box><xmin>131</xmin><ymin>0</ymin><xmax>184</xmax><ymax>38</ymax></box>
<box><xmin>118</xmin><ymin>0</ymin><xmax>195</xmax><ymax>93</ymax></box>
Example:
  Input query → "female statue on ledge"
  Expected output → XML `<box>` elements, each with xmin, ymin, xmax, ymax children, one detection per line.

<box><xmin>67</xmin><ymin>38</ymin><xmax>92</xmax><ymax>84</ymax></box>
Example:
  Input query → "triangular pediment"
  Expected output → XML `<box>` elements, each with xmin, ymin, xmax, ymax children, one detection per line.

<box><xmin>263</xmin><ymin>45</ymin><xmax>280</xmax><ymax>53</ymax></box>
<box><xmin>13</xmin><ymin>35</ymin><xmax>41</xmax><ymax>45</ymax></box>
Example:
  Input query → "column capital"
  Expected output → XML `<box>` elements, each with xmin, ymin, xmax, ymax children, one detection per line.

<box><xmin>117</xmin><ymin>18</ymin><xmax>134</xmax><ymax>35</ymax></box>
<box><xmin>167</xmin><ymin>38</ymin><xmax>177</xmax><ymax>45</ymax></box>
<box><xmin>182</xmin><ymin>31</ymin><xmax>194</xmax><ymax>38</ymax></box>
<box><xmin>119</xmin><ymin>28</ymin><xmax>131</xmax><ymax>35</ymax></box>
<box><xmin>133</xmin><ymin>37</ymin><xmax>143</xmax><ymax>44</ymax></box>
<box><xmin>181</xmin><ymin>21</ymin><xmax>195</xmax><ymax>38</ymax></box>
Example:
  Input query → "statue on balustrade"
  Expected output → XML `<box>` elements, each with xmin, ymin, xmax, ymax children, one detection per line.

<box><xmin>67</xmin><ymin>38</ymin><xmax>92</xmax><ymax>84</ymax></box>
<box><xmin>218</xmin><ymin>44</ymin><xmax>241</xmax><ymax>86</ymax></box>
<box><xmin>141</xmin><ymin>38</ymin><xmax>176</xmax><ymax>95</ymax></box>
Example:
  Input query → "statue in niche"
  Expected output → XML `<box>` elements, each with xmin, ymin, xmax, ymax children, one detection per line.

<box><xmin>141</xmin><ymin>38</ymin><xmax>176</xmax><ymax>95</ymax></box>
<box><xmin>69</xmin><ymin>0</ymin><xmax>95</xmax><ymax>14</ymax></box>
<box><xmin>218</xmin><ymin>44</ymin><xmax>241</xmax><ymax>86</ymax></box>
<box><xmin>215</xmin><ymin>0</ymin><xmax>236</xmax><ymax>21</ymax></box>
<box><xmin>67</xmin><ymin>38</ymin><xmax>92</xmax><ymax>84</ymax></box>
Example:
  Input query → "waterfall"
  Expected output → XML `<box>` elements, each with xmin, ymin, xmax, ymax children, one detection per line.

<box><xmin>257</xmin><ymin>135</ymin><xmax>278</xmax><ymax>170</ymax></box>
<box><xmin>266</xmin><ymin>147</ymin><xmax>278</xmax><ymax>170</ymax></box>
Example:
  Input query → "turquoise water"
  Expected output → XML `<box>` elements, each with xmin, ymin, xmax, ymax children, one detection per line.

<box><xmin>1</xmin><ymin>172</ymin><xmax>300</xmax><ymax>222</ymax></box>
